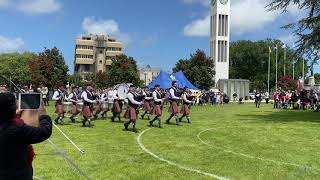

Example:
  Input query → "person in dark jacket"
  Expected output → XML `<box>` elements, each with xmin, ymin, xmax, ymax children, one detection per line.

<box><xmin>0</xmin><ymin>92</ymin><xmax>52</xmax><ymax>180</ymax></box>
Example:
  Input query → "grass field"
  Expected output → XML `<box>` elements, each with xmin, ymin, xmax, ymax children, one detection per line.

<box><xmin>32</xmin><ymin>102</ymin><xmax>320</xmax><ymax>180</ymax></box>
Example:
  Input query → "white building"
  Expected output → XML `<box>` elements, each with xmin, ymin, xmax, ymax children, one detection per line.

<box><xmin>210</xmin><ymin>0</ymin><xmax>230</xmax><ymax>84</ymax></box>
<box><xmin>139</xmin><ymin>65</ymin><xmax>161</xmax><ymax>86</ymax></box>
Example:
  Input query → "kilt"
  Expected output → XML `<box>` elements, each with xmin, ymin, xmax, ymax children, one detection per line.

<box><xmin>112</xmin><ymin>100</ymin><xmax>122</xmax><ymax>113</ymax></box>
<box><xmin>55</xmin><ymin>102</ymin><xmax>64</xmax><ymax>114</ymax></box>
<box><xmin>180</xmin><ymin>104</ymin><xmax>190</xmax><ymax>115</ymax></box>
<box><xmin>71</xmin><ymin>103</ymin><xmax>80</xmax><ymax>114</ymax></box>
<box><xmin>169</xmin><ymin>101</ymin><xmax>179</xmax><ymax>114</ymax></box>
<box><xmin>152</xmin><ymin>104</ymin><xmax>162</xmax><ymax>117</ymax></box>
<box><xmin>124</xmin><ymin>105</ymin><xmax>137</xmax><ymax>121</ymax></box>
<box><xmin>143</xmin><ymin>101</ymin><xmax>152</xmax><ymax>112</ymax></box>
<box><xmin>95</xmin><ymin>102</ymin><xmax>101</xmax><ymax>113</ymax></box>
<box><xmin>82</xmin><ymin>104</ymin><xmax>93</xmax><ymax>118</ymax></box>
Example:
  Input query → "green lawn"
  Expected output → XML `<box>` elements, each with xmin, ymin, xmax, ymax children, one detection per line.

<box><xmin>32</xmin><ymin>102</ymin><xmax>320</xmax><ymax>180</ymax></box>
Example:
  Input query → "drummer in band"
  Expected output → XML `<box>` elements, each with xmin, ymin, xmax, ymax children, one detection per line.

<box><xmin>93</xmin><ymin>89</ymin><xmax>102</xmax><ymax>119</ymax></box>
<box><xmin>124</xmin><ymin>85</ymin><xmax>143</xmax><ymax>133</ymax></box>
<box><xmin>141</xmin><ymin>87</ymin><xmax>153</xmax><ymax>120</ymax></box>
<box><xmin>81</xmin><ymin>85</ymin><xmax>96</xmax><ymax>127</ymax></box>
<box><xmin>166</xmin><ymin>81</ymin><xmax>181</xmax><ymax>125</ymax></box>
<box><xmin>65</xmin><ymin>86</ymin><xmax>80</xmax><ymax>123</ymax></box>
<box><xmin>99</xmin><ymin>88</ymin><xmax>109</xmax><ymax>118</ymax></box>
<box><xmin>111</xmin><ymin>87</ymin><xmax>123</xmax><ymax>122</ymax></box>
<box><xmin>179</xmin><ymin>87</ymin><xmax>194</xmax><ymax>124</ymax></box>
<box><xmin>52</xmin><ymin>85</ymin><xmax>65</xmax><ymax>124</ymax></box>
<box><xmin>150</xmin><ymin>84</ymin><xmax>165</xmax><ymax>128</ymax></box>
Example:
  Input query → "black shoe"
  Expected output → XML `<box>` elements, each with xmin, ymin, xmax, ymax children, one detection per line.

<box><xmin>141</xmin><ymin>115</ymin><xmax>144</xmax><ymax>119</ymax></box>
<box><xmin>187</xmin><ymin>119</ymin><xmax>191</xmax><ymax>124</ymax></box>
<box><xmin>149</xmin><ymin>121</ymin><xmax>153</xmax><ymax>127</ymax></box>
<box><xmin>124</xmin><ymin>123</ymin><xmax>129</xmax><ymax>131</ymax></box>
<box><xmin>94</xmin><ymin>115</ymin><xmax>98</xmax><ymax>119</ymax></box>
<box><xmin>166</xmin><ymin>120</ymin><xmax>170</xmax><ymax>124</ymax></box>
<box><xmin>179</xmin><ymin>118</ymin><xmax>182</xmax><ymax>122</ymax></box>
<box><xmin>132</xmin><ymin>128</ymin><xmax>138</xmax><ymax>133</ymax></box>
<box><xmin>82</xmin><ymin>120</ymin><xmax>86</xmax><ymax>127</ymax></box>
<box><xmin>111</xmin><ymin>117</ymin><xmax>115</xmax><ymax>122</ymax></box>
<box><xmin>55</xmin><ymin>118</ymin><xmax>59</xmax><ymax>124</ymax></box>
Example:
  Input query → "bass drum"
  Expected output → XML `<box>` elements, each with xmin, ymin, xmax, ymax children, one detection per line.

<box><xmin>115</xmin><ymin>83</ymin><xmax>131</xmax><ymax>104</ymax></box>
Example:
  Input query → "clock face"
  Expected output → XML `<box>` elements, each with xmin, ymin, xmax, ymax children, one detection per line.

<box><xmin>211</xmin><ymin>0</ymin><xmax>216</xmax><ymax>6</ymax></box>
<box><xmin>219</xmin><ymin>0</ymin><xmax>228</xmax><ymax>5</ymax></box>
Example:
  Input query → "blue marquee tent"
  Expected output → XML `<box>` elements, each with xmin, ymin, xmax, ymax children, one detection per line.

<box><xmin>148</xmin><ymin>71</ymin><xmax>172</xmax><ymax>89</ymax></box>
<box><xmin>148</xmin><ymin>70</ymin><xmax>198</xmax><ymax>90</ymax></box>
<box><xmin>174</xmin><ymin>71</ymin><xmax>198</xmax><ymax>90</ymax></box>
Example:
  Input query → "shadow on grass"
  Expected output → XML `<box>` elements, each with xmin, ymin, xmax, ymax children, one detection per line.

<box><xmin>236</xmin><ymin>110</ymin><xmax>320</xmax><ymax>124</ymax></box>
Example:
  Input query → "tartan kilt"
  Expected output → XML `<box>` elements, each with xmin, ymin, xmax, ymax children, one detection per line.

<box><xmin>112</xmin><ymin>100</ymin><xmax>122</xmax><ymax>113</ymax></box>
<box><xmin>152</xmin><ymin>104</ymin><xmax>162</xmax><ymax>117</ymax></box>
<box><xmin>71</xmin><ymin>103</ymin><xmax>80</xmax><ymax>114</ymax></box>
<box><xmin>55</xmin><ymin>102</ymin><xmax>64</xmax><ymax>114</ymax></box>
<box><xmin>143</xmin><ymin>101</ymin><xmax>152</xmax><ymax>112</ymax></box>
<box><xmin>124</xmin><ymin>105</ymin><xmax>137</xmax><ymax>121</ymax></box>
<box><xmin>168</xmin><ymin>101</ymin><xmax>179</xmax><ymax>114</ymax></box>
<box><xmin>82</xmin><ymin>105</ymin><xmax>93</xmax><ymax>118</ymax></box>
<box><xmin>180</xmin><ymin>104</ymin><xmax>190</xmax><ymax>115</ymax></box>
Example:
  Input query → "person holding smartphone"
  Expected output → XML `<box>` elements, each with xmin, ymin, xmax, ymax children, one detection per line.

<box><xmin>0</xmin><ymin>92</ymin><xmax>52</xmax><ymax>180</ymax></box>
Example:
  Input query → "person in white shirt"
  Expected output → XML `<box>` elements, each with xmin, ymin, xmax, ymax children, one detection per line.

<box><xmin>166</xmin><ymin>81</ymin><xmax>181</xmax><ymax>125</ymax></box>
<box><xmin>81</xmin><ymin>85</ymin><xmax>96</xmax><ymax>127</ymax></box>
<box><xmin>149</xmin><ymin>84</ymin><xmax>165</xmax><ymax>128</ymax></box>
<box><xmin>179</xmin><ymin>87</ymin><xmax>194</xmax><ymax>124</ymax></box>
<box><xmin>40</xmin><ymin>85</ymin><xmax>49</xmax><ymax>106</ymax></box>
<box><xmin>65</xmin><ymin>87</ymin><xmax>80</xmax><ymax>123</ymax></box>
<box><xmin>99</xmin><ymin>88</ymin><xmax>109</xmax><ymax>118</ymax></box>
<box><xmin>124</xmin><ymin>85</ymin><xmax>143</xmax><ymax>133</ymax></box>
<box><xmin>111</xmin><ymin>88</ymin><xmax>123</xmax><ymax>122</ymax></box>
<box><xmin>52</xmin><ymin>85</ymin><xmax>65</xmax><ymax>124</ymax></box>
<box><xmin>141</xmin><ymin>87</ymin><xmax>153</xmax><ymax>120</ymax></box>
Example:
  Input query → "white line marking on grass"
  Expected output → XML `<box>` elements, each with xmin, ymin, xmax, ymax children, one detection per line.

<box><xmin>197</xmin><ymin>128</ymin><xmax>320</xmax><ymax>171</ymax></box>
<box><xmin>137</xmin><ymin>128</ymin><xmax>230</xmax><ymax>180</ymax></box>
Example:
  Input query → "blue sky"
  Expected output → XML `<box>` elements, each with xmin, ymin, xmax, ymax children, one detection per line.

<box><xmin>0</xmin><ymin>0</ymin><xmax>313</xmax><ymax>74</ymax></box>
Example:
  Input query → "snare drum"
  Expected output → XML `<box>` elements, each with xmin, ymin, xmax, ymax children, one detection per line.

<box><xmin>77</xmin><ymin>102</ymin><xmax>83</xmax><ymax>112</ymax></box>
<box><xmin>63</xmin><ymin>102</ymin><xmax>72</xmax><ymax>113</ymax></box>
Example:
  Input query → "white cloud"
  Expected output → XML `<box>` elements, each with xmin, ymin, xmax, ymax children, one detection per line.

<box><xmin>278</xmin><ymin>34</ymin><xmax>297</xmax><ymax>47</ymax></box>
<box><xmin>0</xmin><ymin>0</ymin><xmax>10</xmax><ymax>7</ymax></box>
<box><xmin>0</xmin><ymin>36</ymin><xmax>25</xmax><ymax>53</ymax></box>
<box><xmin>82</xmin><ymin>16</ymin><xmax>131</xmax><ymax>47</ymax></box>
<box><xmin>17</xmin><ymin>0</ymin><xmax>61</xmax><ymax>15</ymax></box>
<box><xmin>182</xmin><ymin>0</ymin><xmax>303</xmax><ymax>37</ymax></box>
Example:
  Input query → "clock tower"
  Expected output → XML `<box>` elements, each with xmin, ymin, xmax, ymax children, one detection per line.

<box><xmin>210</xmin><ymin>0</ymin><xmax>230</xmax><ymax>84</ymax></box>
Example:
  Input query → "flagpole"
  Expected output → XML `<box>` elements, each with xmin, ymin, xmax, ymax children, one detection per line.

<box><xmin>268</xmin><ymin>47</ymin><xmax>271</xmax><ymax>94</ymax></box>
<box><xmin>293</xmin><ymin>61</ymin><xmax>295</xmax><ymax>79</ymax></box>
<box><xmin>276</xmin><ymin>44</ymin><xmax>278</xmax><ymax>90</ymax></box>
<box><xmin>302</xmin><ymin>59</ymin><xmax>305</xmax><ymax>81</ymax></box>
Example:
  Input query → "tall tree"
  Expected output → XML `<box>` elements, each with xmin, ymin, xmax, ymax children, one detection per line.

<box><xmin>268</xmin><ymin>0</ymin><xmax>320</xmax><ymax>62</ymax></box>
<box><xmin>28</xmin><ymin>47</ymin><xmax>69</xmax><ymax>88</ymax></box>
<box><xmin>229</xmin><ymin>39</ymin><xmax>307</xmax><ymax>91</ymax></box>
<box><xmin>106</xmin><ymin>54</ymin><xmax>142</xmax><ymax>86</ymax></box>
<box><xmin>173</xmin><ymin>50</ymin><xmax>215</xmax><ymax>90</ymax></box>
<box><xmin>0</xmin><ymin>52</ymin><xmax>36</xmax><ymax>85</ymax></box>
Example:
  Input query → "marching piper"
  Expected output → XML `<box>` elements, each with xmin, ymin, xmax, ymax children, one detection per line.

<box><xmin>65</xmin><ymin>87</ymin><xmax>80</xmax><ymax>123</ymax></box>
<box><xmin>179</xmin><ymin>87</ymin><xmax>194</xmax><ymax>124</ymax></box>
<box><xmin>52</xmin><ymin>85</ymin><xmax>65</xmax><ymax>124</ymax></box>
<box><xmin>149</xmin><ymin>84</ymin><xmax>165</xmax><ymax>128</ymax></box>
<box><xmin>141</xmin><ymin>87</ymin><xmax>153</xmax><ymax>120</ymax></box>
<box><xmin>166</xmin><ymin>81</ymin><xmax>181</xmax><ymax>125</ymax></box>
<box><xmin>111</xmin><ymin>87</ymin><xmax>123</xmax><ymax>122</ymax></box>
<box><xmin>124</xmin><ymin>85</ymin><xmax>143</xmax><ymax>133</ymax></box>
<box><xmin>100</xmin><ymin>88</ymin><xmax>109</xmax><ymax>118</ymax></box>
<box><xmin>81</xmin><ymin>85</ymin><xmax>96</xmax><ymax>127</ymax></box>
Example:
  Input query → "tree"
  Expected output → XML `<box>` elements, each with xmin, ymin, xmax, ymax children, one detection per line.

<box><xmin>277</xmin><ymin>75</ymin><xmax>297</xmax><ymax>90</ymax></box>
<box><xmin>268</xmin><ymin>0</ymin><xmax>320</xmax><ymax>62</ymax></box>
<box><xmin>106</xmin><ymin>54</ymin><xmax>142</xmax><ymax>86</ymax></box>
<box><xmin>173</xmin><ymin>50</ymin><xmax>215</xmax><ymax>90</ymax></box>
<box><xmin>314</xmin><ymin>73</ymin><xmax>320</xmax><ymax>84</ymax></box>
<box><xmin>28</xmin><ymin>47</ymin><xmax>69</xmax><ymax>88</ymax></box>
<box><xmin>229</xmin><ymin>39</ymin><xmax>307</xmax><ymax>91</ymax></box>
<box><xmin>0</xmin><ymin>52</ymin><xmax>36</xmax><ymax>85</ymax></box>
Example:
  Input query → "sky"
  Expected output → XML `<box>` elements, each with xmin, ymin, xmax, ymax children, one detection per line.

<box><xmin>0</xmin><ymin>0</ymin><xmax>314</xmax><ymax>74</ymax></box>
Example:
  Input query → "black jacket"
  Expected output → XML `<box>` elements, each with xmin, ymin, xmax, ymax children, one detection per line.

<box><xmin>0</xmin><ymin>115</ymin><xmax>52</xmax><ymax>180</ymax></box>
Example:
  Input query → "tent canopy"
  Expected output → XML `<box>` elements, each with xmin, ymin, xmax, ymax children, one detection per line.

<box><xmin>148</xmin><ymin>70</ymin><xmax>198</xmax><ymax>90</ymax></box>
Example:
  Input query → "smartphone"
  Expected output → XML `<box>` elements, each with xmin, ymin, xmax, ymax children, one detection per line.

<box><xmin>19</xmin><ymin>93</ymin><xmax>41</xmax><ymax>110</ymax></box>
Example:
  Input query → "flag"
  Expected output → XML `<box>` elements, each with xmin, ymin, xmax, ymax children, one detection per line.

<box><xmin>269</xmin><ymin>46</ymin><xmax>272</xmax><ymax>54</ymax></box>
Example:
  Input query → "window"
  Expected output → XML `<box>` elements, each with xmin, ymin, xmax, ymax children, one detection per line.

<box><xmin>218</xmin><ymin>14</ymin><xmax>228</xmax><ymax>37</ymax></box>
<box><xmin>99</xmin><ymin>60</ymin><xmax>103</xmax><ymax>64</ymax></box>
<box><xmin>76</xmin><ymin>54</ymin><xmax>94</xmax><ymax>59</ymax></box>
<box><xmin>99</xmin><ymin>50</ymin><xmax>103</xmax><ymax>54</ymax></box>
<box><xmin>107</xmin><ymin>47</ymin><xmax>122</xmax><ymax>51</ymax></box>
<box><xmin>217</xmin><ymin>40</ymin><xmax>227</xmax><ymax>62</ymax></box>
<box><xmin>76</xmin><ymin>45</ymin><xmax>93</xmax><ymax>50</ymax></box>
<box><xmin>84</xmin><ymin>65</ymin><xmax>91</xmax><ymax>72</ymax></box>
